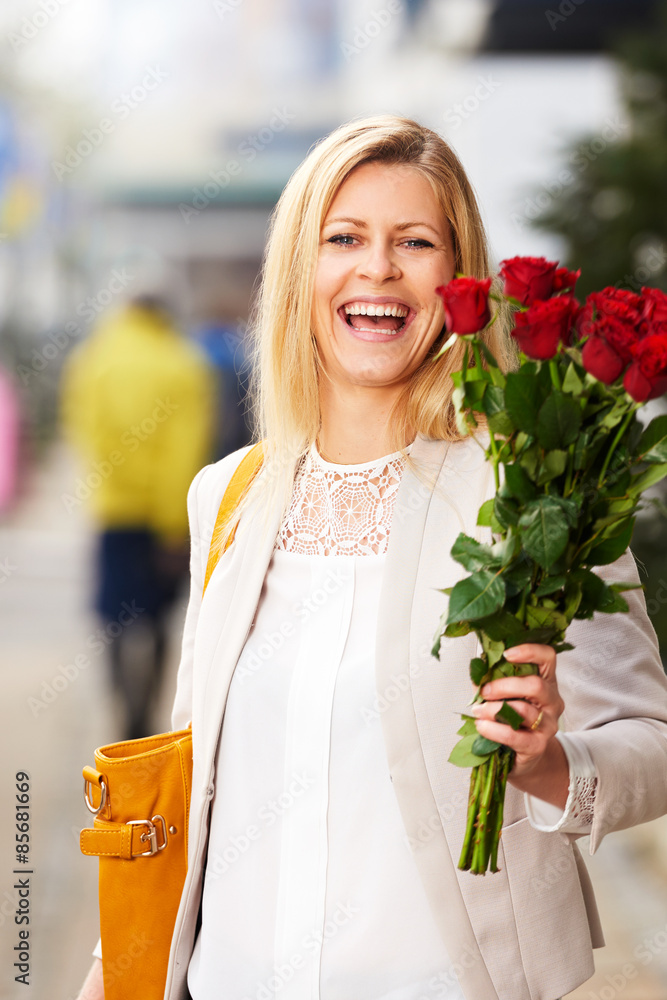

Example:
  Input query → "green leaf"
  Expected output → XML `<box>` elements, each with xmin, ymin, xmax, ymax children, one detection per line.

<box><xmin>482</xmin><ymin>634</ymin><xmax>506</xmax><ymax>668</ymax></box>
<box><xmin>587</xmin><ymin>517</ymin><xmax>634</xmax><ymax>565</ymax></box>
<box><xmin>457</xmin><ymin>717</ymin><xmax>478</xmax><ymax>737</ymax></box>
<box><xmin>482</xmin><ymin>383</ymin><xmax>504</xmax><ymax>417</ymax></box>
<box><xmin>504</xmin><ymin>371</ymin><xmax>542</xmax><ymax>433</ymax></box>
<box><xmin>477</xmin><ymin>608</ymin><xmax>526</xmax><ymax>643</ymax></box>
<box><xmin>638</xmin><ymin>415</ymin><xmax>667</xmax><ymax>463</ymax></box>
<box><xmin>488</xmin><ymin>411</ymin><xmax>516</xmax><ymax>437</ymax></box>
<box><xmin>476</xmin><ymin>498</ymin><xmax>495</xmax><ymax>527</ymax></box>
<box><xmin>552</xmin><ymin>641</ymin><xmax>575</xmax><ymax>654</ymax></box>
<box><xmin>469</xmin><ymin>657</ymin><xmax>488</xmax><ymax>685</ymax></box>
<box><xmin>537</xmin><ymin>449</ymin><xmax>568</xmax><ymax>484</ymax></box>
<box><xmin>562</xmin><ymin>362</ymin><xmax>584</xmax><ymax>395</ymax></box>
<box><xmin>472</xmin><ymin>735</ymin><xmax>502</xmax><ymax>755</ymax></box>
<box><xmin>599</xmin><ymin>592</ymin><xmax>629</xmax><ymax>614</ymax></box>
<box><xmin>448</xmin><ymin>734</ymin><xmax>492</xmax><ymax>768</ymax></box>
<box><xmin>627</xmin><ymin>463</ymin><xmax>667</xmax><ymax>497</ymax></box>
<box><xmin>495</xmin><ymin>701</ymin><xmax>524</xmax><ymax>731</ymax></box>
<box><xmin>537</xmin><ymin>391</ymin><xmax>582</xmax><ymax>450</ymax></box>
<box><xmin>504</xmin><ymin>463</ymin><xmax>537</xmax><ymax>502</ymax></box>
<box><xmin>502</xmin><ymin>559</ymin><xmax>533</xmax><ymax>592</ymax></box>
<box><xmin>494</xmin><ymin>494</ymin><xmax>519</xmax><ymax>528</ymax></box>
<box><xmin>517</xmin><ymin>496</ymin><xmax>570</xmax><ymax>568</ymax></box>
<box><xmin>444</xmin><ymin>620</ymin><xmax>472</xmax><ymax>638</ymax></box>
<box><xmin>535</xmin><ymin>574</ymin><xmax>567</xmax><ymax>596</ymax></box>
<box><xmin>446</xmin><ymin>570</ymin><xmax>506</xmax><ymax>624</ymax></box>
<box><xmin>450</xmin><ymin>533</ymin><xmax>498</xmax><ymax>572</ymax></box>
<box><xmin>525</xmin><ymin>605</ymin><xmax>568</xmax><ymax>632</ymax></box>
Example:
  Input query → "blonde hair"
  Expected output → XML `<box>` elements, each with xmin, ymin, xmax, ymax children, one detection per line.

<box><xmin>249</xmin><ymin>113</ymin><xmax>511</xmax><ymax>461</ymax></box>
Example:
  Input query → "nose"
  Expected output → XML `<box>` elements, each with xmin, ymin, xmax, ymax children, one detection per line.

<box><xmin>356</xmin><ymin>238</ymin><xmax>401</xmax><ymax>283</ymax></box>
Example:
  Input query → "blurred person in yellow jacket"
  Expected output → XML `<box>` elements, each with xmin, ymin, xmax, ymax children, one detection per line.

<box><xmin>61</xmin><ymin>294</ymin><xmax>215</xmax><ymax>739</ymax></box>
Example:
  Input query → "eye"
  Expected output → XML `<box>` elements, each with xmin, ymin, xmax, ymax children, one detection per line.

<box><xmin>401</xmin><ymin>238</ymin><xmax>434</xmax><ymax>249</ymax></box>
<box><xmin>326</xmin><ymin>234</ymin><xmax>357</xmax><ymax>246</ymax></box>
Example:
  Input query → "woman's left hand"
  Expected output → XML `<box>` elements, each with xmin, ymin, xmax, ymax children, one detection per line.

<box><xmin>471</xmin><ymin>643</ymin><xmax>569</xmax><ymax>807</ymax></box>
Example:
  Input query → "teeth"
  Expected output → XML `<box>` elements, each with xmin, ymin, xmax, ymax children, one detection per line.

<box><xmin>344</xmin><ymin>302</ymin><xmax>409</xmax><ymax>318</ymax></box>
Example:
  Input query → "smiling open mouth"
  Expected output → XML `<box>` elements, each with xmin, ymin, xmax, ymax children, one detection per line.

<box><xmin>342</xmin><ymin>302</ymin><xmax>409</xmax><ymax>336</ymax></box>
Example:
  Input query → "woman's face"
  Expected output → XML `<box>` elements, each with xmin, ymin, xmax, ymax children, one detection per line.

<box><xmin>312</xmin><ymin>161</ymin><xmax>455</xmax><ymax>393</ymax></box>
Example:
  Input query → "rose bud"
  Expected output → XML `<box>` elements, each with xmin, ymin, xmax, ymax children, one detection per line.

<box><xmin>499</xmin><ymin>256</ymin><xmax>558</xmax><ymax>306</ymax></box>
<box><xmin>624</xmin><ymin>332</ymin><xmax>667</xmax><ymax>401</ymax></box>
<box><xmin>552</xmin><ymin>267</ymin><xmax>581</xmax><ymax>295</ymax></box>
<box><xmin>511</xmin><ymin>295</ymin><xmax>578</xmax><ymax>360</ymax></box>
<box><xmin>436</xmin><ymin>276</ymin><xmax>492</xmax><ymax>334</ymax></box>
<box><xmin>582</xmin><ymin>336</ymin><xmax>625</xmax><ymax>384</ymax></box>
<box><xmin>641</xmin><ymin>287</ymin><xmax>667</xmax><ymax>325</ymax></box>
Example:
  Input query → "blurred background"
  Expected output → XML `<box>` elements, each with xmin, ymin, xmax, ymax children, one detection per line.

<box><xmin>0</xmin><ymin>0</ymin><xmax>666</xmax><ymax>996</ymax></box>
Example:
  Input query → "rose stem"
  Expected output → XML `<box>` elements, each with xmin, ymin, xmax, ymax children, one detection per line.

<box><xmin>459</xmin><ymin>763</ymin><xmax>484</xmax><ymax>870</ymax></box>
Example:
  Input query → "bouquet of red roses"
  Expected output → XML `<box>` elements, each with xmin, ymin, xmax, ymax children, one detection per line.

<box><xmin>432</xmin><ymin>257</ymin><xmax>667</xmax><ymax>875</ymax></box>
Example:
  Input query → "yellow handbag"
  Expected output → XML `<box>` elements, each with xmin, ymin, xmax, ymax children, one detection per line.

<box><xmin>80</xmin><ymin>443</ymin><xmax>264</xmax><ymax>1000</ymax></box>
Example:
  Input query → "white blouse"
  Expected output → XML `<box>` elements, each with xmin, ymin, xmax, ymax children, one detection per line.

<box><xmin>185</xmin><ymin>443</ymin><xmax>597</xmax><ymax>999</ymax></box>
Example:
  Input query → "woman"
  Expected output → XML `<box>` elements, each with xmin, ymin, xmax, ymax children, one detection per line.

<box><xmin>78</xmin><ymin>115</ymin><xmax>667</xmax><ymax>1000</ymax></box>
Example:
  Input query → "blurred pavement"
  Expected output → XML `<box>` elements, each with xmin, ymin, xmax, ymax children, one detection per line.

<box><xmin>0</xmin><ymin>442</ymin><xmax>665</xmax><ymax>999</ymax></box>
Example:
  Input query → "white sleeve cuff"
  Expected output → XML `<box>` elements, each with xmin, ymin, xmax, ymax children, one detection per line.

<box><xmin>525</xmin><ymin>732</ymin><xmax>598</xmax><ymax>834</ymax></box>
<box><xmin>92</xmin><ymin>937</ymin><xmax>102</xmax><ymax>960</ymax></box>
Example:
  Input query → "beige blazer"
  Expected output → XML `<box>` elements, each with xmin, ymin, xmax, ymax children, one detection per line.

<box><xmin>164</xmin><ymin>434</ymin><xmax>667</xmax><ymax>1000</ymax></box>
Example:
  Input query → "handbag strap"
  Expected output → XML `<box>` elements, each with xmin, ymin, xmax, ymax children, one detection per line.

<box><xmin>202</xmin><ymin>442</ymin><xmax>265</xmax><ymax>595</ymax></box>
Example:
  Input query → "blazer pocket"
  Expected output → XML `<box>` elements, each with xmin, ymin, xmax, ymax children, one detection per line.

<box><xmin>499</xmin><ymin>817</ymin><xmax>595</xmax><ymax>998</ymax></box>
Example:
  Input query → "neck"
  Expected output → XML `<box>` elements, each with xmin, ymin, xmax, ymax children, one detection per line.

<box><xmin>317</xmin><ymin>381</ymin><xmax>412</xmax><ymax>464</ymax></box>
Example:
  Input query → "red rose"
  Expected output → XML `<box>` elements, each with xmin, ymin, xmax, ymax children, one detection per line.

<box><xmin>552</xmin><ymin>267</ymin><xmax>580</xmax><ymax>295</ymax></box>
<box><xmin>582</xmin><ymin>336</ymin><xmax>625</xmax><ymax>384</ymax></box>
<box><xmin>594</xmin><ymin>315</ymin><xmax>640</xmax><ymax>362</ymax></box>
<box><xmin>624</xmin><ymin>332</ymin><xmax>667</xmax><ymax>401</ymax></box>
<box><xmin>511</xmin><ymin>295</ymin><xmax>578</xmax><ymax>360</ymax></box>
<box><xmin>641</xmin><ymin>287</ymin><xmax>667</xmax><ymax>325</ymax></box>
<box><xmin>578</xmin><ymin>287</ymin><xmax>644</xmax><ymax>339</ymax></box>
<box><xmin>499</xmin><ymin>256</ymin><xmax>558</xmax><ymax>306</ymax></box>
<box><xmin>436</xmin><ymin>276</ymin><xmax>492</xmax><ymax>334</ymax></box>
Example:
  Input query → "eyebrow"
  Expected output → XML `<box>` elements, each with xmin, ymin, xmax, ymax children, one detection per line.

<box><xmin>323</xmin><ymin>216</ymin><xmax>444</xmax><ymax>237</ymax></box>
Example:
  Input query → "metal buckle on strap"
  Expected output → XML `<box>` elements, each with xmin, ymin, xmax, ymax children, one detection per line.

<box><xmin>127</xmin><ymin>815</ymin><xmax>168</xmax><ymax>857</ymax></box>
<box><xmin>84</xmin><ymin>777</ymin><xmax>107</xmax><ymax>815</ymax></box>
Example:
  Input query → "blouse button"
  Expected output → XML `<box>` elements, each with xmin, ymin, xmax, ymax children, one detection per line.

<box><xmin>205</xmin><ymin>784</ymin><xmax>215</xmax><ymax>798</ymax></box>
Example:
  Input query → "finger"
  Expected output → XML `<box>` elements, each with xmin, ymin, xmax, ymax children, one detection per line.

<box><xmin>472</xmin><ymin>699</ymin><xmax>532</xmax><ymax>724</ymax></box>
<box><xmin>474</xmin><ymin>715</ymin><xmax>555</xmax><ymax>751</ymax></box>
<box><xmin>473</xmin><ymin>700</ymin><xmax>547</xmax><ymax>731</ymax></box>
<box><xmin>504</xmin><ymin>643</ymin><xmax>557</xmax><ymax>679</ymax></box>
<box><xmin>481</xmin><ymin>675</ymin><xmax>550</xmax><ymax>704</ymax></box>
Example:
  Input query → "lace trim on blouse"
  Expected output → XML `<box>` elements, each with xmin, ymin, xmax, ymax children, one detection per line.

<box><xmin>568</xmin><ymin>774</ymin><xmax>597</xmax><ymax>828</ymax></box>
<box><xmin>275</xmin><ymin>443</ymin><xmax>409</xmax><ymax>556</ymax></box>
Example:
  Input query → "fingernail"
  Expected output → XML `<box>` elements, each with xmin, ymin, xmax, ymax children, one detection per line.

<box><xmin>470</xmin><ymin>704</ymin><xmax>482</xmax><ymax>716</ymax></box>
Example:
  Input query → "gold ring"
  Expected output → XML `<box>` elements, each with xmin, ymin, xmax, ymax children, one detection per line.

<box><xmin>530</xmin><ymin>709</ymin><xmax>544</xmax><ymax>732</ymax></box>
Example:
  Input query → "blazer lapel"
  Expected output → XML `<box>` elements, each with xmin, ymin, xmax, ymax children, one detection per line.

<box><xmin>376</xmin><ymin>434</ymin><xmax>501</xmax><ymax>1000</ymax></box>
